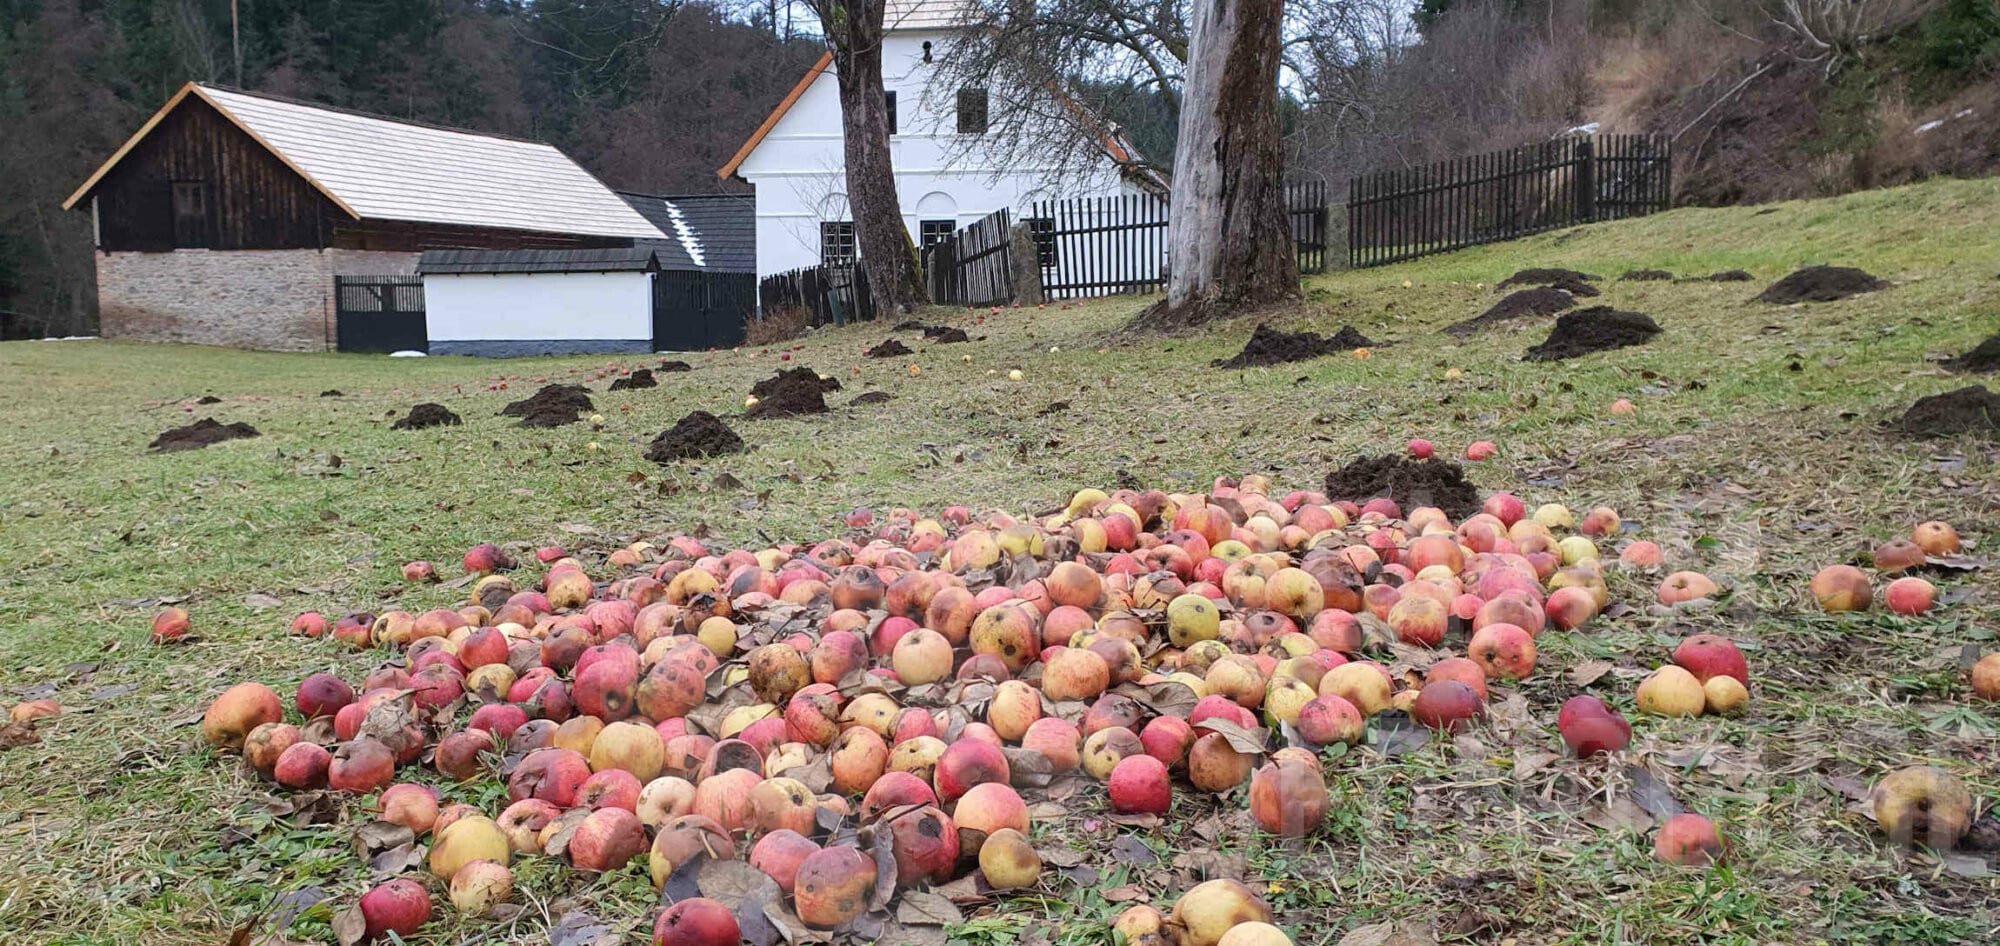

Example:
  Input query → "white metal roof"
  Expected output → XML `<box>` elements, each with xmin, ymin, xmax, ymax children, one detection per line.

<box><xmin>886</xmin><ymin>0</ymin><xmax>981</xmax><ymax>30</ymax></box>
<box><xmin>195</xmin><ymin>85</ymin><xmax>666</xmax><ymax>240</ymax></box>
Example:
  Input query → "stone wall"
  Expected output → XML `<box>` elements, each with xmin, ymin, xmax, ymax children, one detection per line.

<box><xmin>96</xmin><ymin>248</ymin><xmax>418</xmax><ymax>351</ymax></box>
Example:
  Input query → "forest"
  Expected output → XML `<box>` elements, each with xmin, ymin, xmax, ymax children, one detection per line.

<box><xmin>4</xmin><ymin>0</ymin><xmax>1996</xmax><ymax>338</ymax></box>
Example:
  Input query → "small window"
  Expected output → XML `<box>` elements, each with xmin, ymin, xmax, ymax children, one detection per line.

<box><xmin>884</xmin><ymin>90</ymin><xmax>897</xmax><ymax>136</ymax></box>
<box><xmin>920</xmin><ymin>219</ymin><xmax>956</xmax><ymax>249</ymax></box>
<box><xmin>1026</xmin><ymin>216</ymin><xmax>1058</xmax><ymax>267</ymax></box>
<box><xmin>172</xmin><ymin>181</ymin><xmax>208</xmax><ymax>247</ymax></box>
<box><xmin>957</xmin><ymin>87</ymin><xmax>988</xmax><ymax>135</ymax></box>
<box><xmin>820</xmin><ymin>221</ymin><xmax>856</xmax><ymax>265</ymax></box>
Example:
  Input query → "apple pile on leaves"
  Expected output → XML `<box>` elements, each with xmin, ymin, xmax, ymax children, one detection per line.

<box><xmin>176</xmin><ymin>474</ymin><xmax>1987</xmax><ymax>944</ymax></box>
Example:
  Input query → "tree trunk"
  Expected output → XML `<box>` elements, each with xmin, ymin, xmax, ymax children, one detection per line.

<box><xmin>1142</xmin><ymin>0</ymin><xmax>1296</xmax><ymax>328</ymax></box>
<box><xmin>824</xmin><ymin>0</ymin><xmax>924</xmax><ymax>314</ymax></box>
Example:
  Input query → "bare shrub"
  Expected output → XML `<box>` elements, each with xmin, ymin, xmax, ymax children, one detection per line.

<box><xmin>1771</xmin><ymin>0</ymin><xmax>1940</xmax><ymax>68</ymax></box>
<box><xmin>744</xmin><ymin>306</ymin><xmax>811</xmax><ymax>346</ymax></box>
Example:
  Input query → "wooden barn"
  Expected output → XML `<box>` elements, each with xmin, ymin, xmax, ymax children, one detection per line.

<box><xmin>62</xmin><ymin>82</ymin><xmax>674</xmax><ymax>352</ymax></box>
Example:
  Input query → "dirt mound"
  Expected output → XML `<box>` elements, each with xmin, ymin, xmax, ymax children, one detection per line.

<box><xmin>645</xmin><ymin>411</ymin><xmax>747</xmax><ymax>462</ymax></box>
<box><xmin>747</xmin><ymin>369</ymin><xmax>832</xmax><ymax>418</ymax></box>
<box><xmin>1324</xmin><ymin>455</ymin><xmax>1481</xmax><ymax>521</ymax></box>
<box><xmin>149</xmin><ymin>418</ymin><xmax>260</xmax><ymax>452</ymax></box>
<box><xmin>1944</xmin><ymin>334</ymin><xmax>2000</xmax><ymax>373</ymax></box>
<box><xmin>751</xmin><ymin>368</ymin><xmax>840</xmax><ymax>399</ymax></box>
<box><xmin>1523</xmin><ymin>307</ymin><xmax>1662</xmax><ymax>361</ymax></box>
<box><xmin>1497</xmin><ymin>268</ymin><xmax>1599</xmax><ymax>290</ymax></box>
<box><xmin>658</xmin><ymin>360</ymin><xmax>692</xmax><ymax>373</ymax></box>
<box><xmin>608</xmin><ymin>369</ymin><xmax>657</xmax><ymax>391</ymax></box>
<box><xmin>926</xmin><ymin>326</ymin><xmax>970</xmax><ymax>343</ymax></box>
<box><xmin>1757</xmin><ymin>266</ymin><xmax>1889</xmax><ymax>304</ymax></box>
<box><xmin>1892</xmin><ymin>386</ymin><xmax>2000</xmax><ymax>440</ymax></box>
<box><xmin>1213</xmin><ymin>323</ymin><xmax>1377</xmax><ymax>368</ymax></box>
<box><xmin>865</xmin><ymin>339</ymin><xmax>914</xmax><ymax>358</ymax></box>
<box><xmin>1446</xmin><ymin>288</ymin><xmax>1576</xmax><ymax>336</ymax></box>
<box><xmin>319</xmin><ymin>390</ymin><xmax>343</xmax><ymax>397</ymax></box>
<box><xmin>851</xmin><ymin>391</ymin><xmax>893</xmax><ymax>405</ymax></box>
<box><xmin>1707</xmin><ymin>270</ymin><xmax>1754</xmax><ymax>282</ymax></box>
<box><xmin>1619</xmin><ymin>269</ymin><xmax>1674</xmax><ymax>281</ymax></box>
<box><xmin>195</xmin><ymin>395</ymin><xmax>222</xmax><ymax>405</ymax></box>
<box><xmin>501</xmin><ymin>384</ymin><xmax>593</xmax><ymax>417</ymax></box>
<box><xmin>501</xmin><ymin>383</ymin><xmax>592</xmax><ymax>428</ymax></box>
<box><xmin>392</xmin><ymin>403</ymin><xmax>461</xmax><ymax>430</ymax></box>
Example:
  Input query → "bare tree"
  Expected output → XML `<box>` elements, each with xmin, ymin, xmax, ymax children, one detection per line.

<box><xmin>797</xmin><ymin>0</ymin><xmax>925</xmax><ymax>312</ymax></box>
<box><xmin>928</xmin><ymin>0</ymin><xmax>1365</xmax><ymax>189</ymax></box>
<box><xmin>1141</xmin><ymin>0</ymin><xmax>1296</xmax><ymax>326</ymax></box>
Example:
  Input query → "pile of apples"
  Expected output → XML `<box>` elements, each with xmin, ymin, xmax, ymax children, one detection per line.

<box><xmin>1809</xmin><ymin>520</ymin><xmax>1962</xmax><ymax>616</ymax></box>
<box><xmin>170</xmin><ymin>473</ymin><xmax>1990</xmax><ymax>945</ymax></box>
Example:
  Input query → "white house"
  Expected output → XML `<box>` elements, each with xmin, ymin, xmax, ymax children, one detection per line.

<box><xmin>717</xmin><ymin>0</ymin><xmax>1156</xmax><ymax>279</ymax></box>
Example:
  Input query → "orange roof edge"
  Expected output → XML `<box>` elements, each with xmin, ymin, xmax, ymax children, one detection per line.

<box><xmin>718</xmin><ymin>52</ymin><xmax>834</xmax><ymax>180</ymax></box>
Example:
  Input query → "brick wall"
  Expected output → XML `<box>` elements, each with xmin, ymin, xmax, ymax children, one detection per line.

<box><xmin>96</xmin><ymin>248</ymin><xmax>418</xmax><ymax>351</ymax></box>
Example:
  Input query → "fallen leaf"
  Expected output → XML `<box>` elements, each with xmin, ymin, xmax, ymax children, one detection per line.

<box><xmin>1567</xmin><ymin>659</ymin><xmax>1614</xmax><ymax>687</ymax></box>
<box><xmin>352</xmin><ymin>820</ymin><xmax>415</xmax><ymax>857</ymax></box>
<box><xmin>547</xmin><ymin>910</ymin><xmax>619</xmax><ymax>946</ymax></box>
<box><xmin>1338</xmin><ymin>921</ymin><xmax>1437</xmax><ymax>946</ymax></box>
<box><xmin>330</xmin><ymin>904</ymin><xmax>367</xmax><ymax>946</ymax></box>
<box><xmin>1626</xmin><ymin>765</ymin><xmax>1684</xmax><ymax>820</ymax></box>
<box><xmin>869</xmin><ymin>833</ymin><xmax>898</xmax><ymax>911</ymax></box>
<box><xmin>1196</xmin><ymin>718</ymin><xmax>1269</xmax><ymax>754</ymax></box>
<box><xmin>1100</xmin><ymin>884</ymin><xmax>1148</xmax><ymax>903</ymax></box>
<box><xmin>1109</xmin><ymin>834</ymin><xmax>1159</xmax><ymax>866</ymax></box>
<box><xmin>367</xmin><ymin>842</ymin><xmax>424</xmax><ymax>875</ymax></box>
<box><xmin>699</xmin><ymin>857</ymin><xmax>776</xmax><ymax>904</ymax></box>
<box><xmin>896</xmin><ymin>890</ymin><xmax>962</xmax><ymax>926</ymax></box>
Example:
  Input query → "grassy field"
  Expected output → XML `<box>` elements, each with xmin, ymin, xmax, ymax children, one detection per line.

<box><xmin>1</xmin><ymin>176</ymin><xmax>1997</xmax><ymax>945</ymax></box>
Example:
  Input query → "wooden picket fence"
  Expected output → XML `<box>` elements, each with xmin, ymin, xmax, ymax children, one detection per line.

<box><xmin>1027</xmin><ymin>183</ymin><xmax>1330</xmax><ymax>300</ymax></box>
<box><xmin>923</xmin><ymin>209</ymin><xmax>1014</xmax><ymax>307</ymax></box>
<box><xmin>1346</xmin><ymin>134</ymin><xmax>1670</xmax><ymax>268</ymax></box>
<box><xmin>757</xmin><ymin>262</ymin><xmax>877</xmax><ymax>327</ymax></box>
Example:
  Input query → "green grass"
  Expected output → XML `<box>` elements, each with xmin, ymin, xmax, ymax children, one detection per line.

<box><xmin>2</xmin><ymin>177</ymin><xmax>1998</xmax><ymax>945</ymax></box>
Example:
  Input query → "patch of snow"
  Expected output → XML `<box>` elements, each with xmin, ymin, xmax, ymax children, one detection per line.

<box><xmin>663</xmin><ymin>201</ymin><xmax>706</xmax><ymax>269</ymax></box>
<box><xmin>38</xmin><ymin>335</ymin><xmax>100</xmax><ymax>341</ymax></box>
<box><xmin>389</xmin><ymin>350</ymin><xmax>427</xmax><ymax>357</ymax></box>
<box><xmin>1562</xmin><ymin>122</ymin><xmax>1600</xmax><ymax>137</ymax></box>
<box><xmin>1915</xmin><ymin>108</ymin><xmax>1975</xmax><ymax>135</ymax></box>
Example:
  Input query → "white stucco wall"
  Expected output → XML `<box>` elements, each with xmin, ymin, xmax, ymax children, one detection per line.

<box><xmin>735</xmin><ymin>27</ymin><xmax>1139</xmax><ymax>279</ymax></box>
<box><xmin>425</xmin><ymin>271</ymin><xmax>651</xmax><ymax>343</ymax></box>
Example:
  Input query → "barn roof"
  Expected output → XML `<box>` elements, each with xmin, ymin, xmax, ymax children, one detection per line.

<box><xmin>621</xmin><ymin>192</ymin><xmax>757</xmax><ymax>274</ymax></box>
<box><xmin>417</xmin><ymin>247</ymin><xmax>659</xmax><ymax>275</ymax></box>
<box><xmin>64</xmin><ymin>83</ymin><xmax>667</xmax><ymax>242</ymax></box>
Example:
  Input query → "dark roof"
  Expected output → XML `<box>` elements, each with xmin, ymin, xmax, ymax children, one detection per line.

<box><xmin>620</xmin><ymin>192</ymin><xmax>757</xmax><ymax>274</ymax></box>
<box><xmin>418</xmin><ymin>247</ymin><xmax>659</xmax><ymax>275</ymax></box>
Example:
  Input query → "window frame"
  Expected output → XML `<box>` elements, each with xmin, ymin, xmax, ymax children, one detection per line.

<box><xmin>1025</xmin><ymin>216</ymin><xmax>1058</xmax><ymax>268</ymax></box>
<box><xmin>819</xmin><ymin>220</ymin><xmax>857</xmax><ymax>265</ymax></box>
<box><xmin>956</xmin><ymin>87</ymin><xmax>989</xmax><ymax>135</ymax></box>
<box><xmin>919</xmin><ymin>219</ymin><xmax>956</xmax><ymax>249</ymax></box>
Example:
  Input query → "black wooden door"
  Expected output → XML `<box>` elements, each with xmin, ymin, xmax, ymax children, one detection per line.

<box><xmin>653</xmin><ymin>271</ymin><xmax>752</xmax><ymax>352</ymax></box>
<box><xmin>335</xmin><ymin>276</ymin><xmax>427</xmax><ymax>353</ymax></box>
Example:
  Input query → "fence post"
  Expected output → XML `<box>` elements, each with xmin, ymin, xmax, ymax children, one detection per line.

<box><xmin>1575</xmin><ymin>138</ymin><xmax>1597</xmax><ymax>223</ymax></box>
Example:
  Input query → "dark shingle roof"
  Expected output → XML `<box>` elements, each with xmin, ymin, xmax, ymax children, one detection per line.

<box><xmin>417</xmin><ymin>247</ymin><xmax>659</xmax><ymax>275</ymax></box>
<box><xmin>620</xmin><ymin>192</ymin><xmax>756</xmax><ymax>274</ymax></box>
